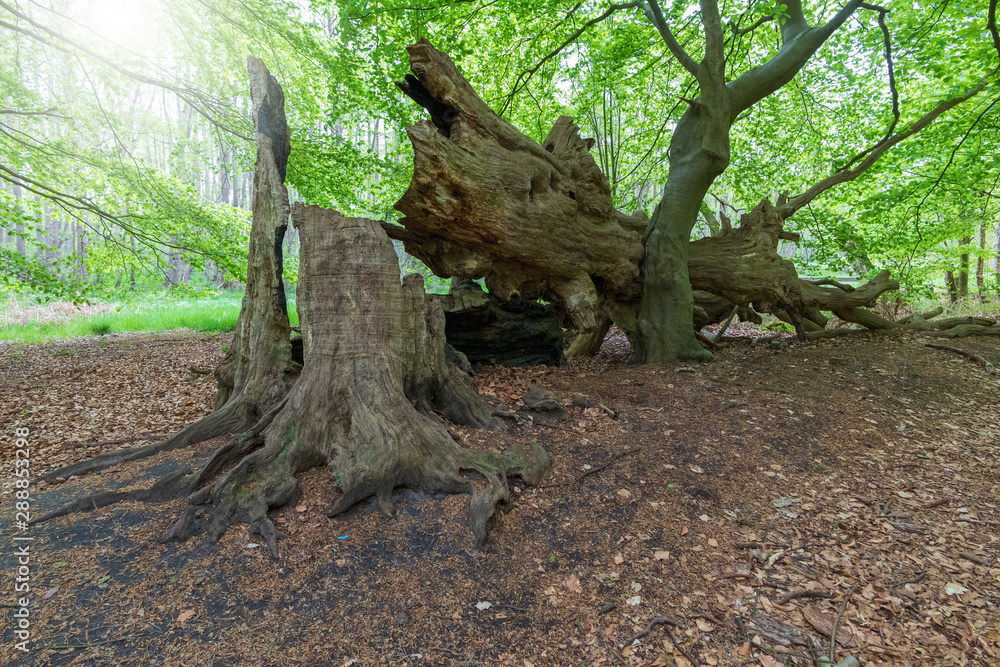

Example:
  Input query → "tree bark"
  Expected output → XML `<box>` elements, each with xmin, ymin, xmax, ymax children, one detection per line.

<box><xmin>164</xmin><ymin>205</ymin><xmax>547</xmax><ymax>555</ymax></box>
<box><xmin>959</xmin><ymin>236</ymin><xmax>971</xmax><ymax>299</ymax></box>
<box><xmin>977</xmin><ymin>223</ymin><xmax>986</xmax><ymax>298</ymax></box>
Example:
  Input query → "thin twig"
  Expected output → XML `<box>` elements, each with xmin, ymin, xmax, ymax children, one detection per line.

<box><xmin>665</xmin><ymin>625</ymin><xmax>699</xmax><ymax>666</ymax></box>
<box><xmin>830</xmin><ymin>585</ymin><xmax>856</xmax><ymax>660</ymax></box>
<box><xmin>776</xmin><ymin>589</ymin><xmax>834</xmax><ymax>605</ymax></box>
<box><xmin>627</xmin><ymin>615</ymin><xmax>681</xmax><ymax>643</ymax></box>
<box><xmin>574</xmin><ymin>447</ymin><xmax>642</xmax><ymax>487</ymax></box>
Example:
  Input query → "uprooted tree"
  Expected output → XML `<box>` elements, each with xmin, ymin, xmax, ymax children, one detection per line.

<box><xmin>35</xmin><ymin>17</ymin><xmax>999</xmax><ymax>550</ymax></box>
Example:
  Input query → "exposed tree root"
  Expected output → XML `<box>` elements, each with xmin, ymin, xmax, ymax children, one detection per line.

<box><xmin>30</xmin><ymin>469</ymin><xmax>199</xmax><ymax>526</ymax></box>
<box><xmin>37</xmin><ymin>398</ymin><xmax>250</xmax><ymax>482</ymax></box>
<box><xmin>925</xmin><ymin>343</ymin><xmax>997</xmax><ymax>374</ymax></box>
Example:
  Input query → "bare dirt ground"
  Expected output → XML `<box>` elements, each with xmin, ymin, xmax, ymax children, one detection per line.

<box><xmin>1</xmin><ymin>328</ymin><xmax>998</xmax><ymax>666</ymax></box>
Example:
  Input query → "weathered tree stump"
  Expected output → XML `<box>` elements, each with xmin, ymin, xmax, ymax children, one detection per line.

<box><xmin>164</xmin><ymin>206</ymin><xmax>550</xmax><ymax>555</ymax></box>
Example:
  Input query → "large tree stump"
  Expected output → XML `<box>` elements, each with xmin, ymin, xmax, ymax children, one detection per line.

<box><xmin>164</xmin><ymin>206</ymin><xmax>549</xmax><ymax>555</ymax></box>
<box><xmin>40</xmin><ymin>57</ymin><xmax>299</xmax><ymax>481</ymax></box>
<box><xmin>389</xmin><ymin>39</ymin><xmax>644</xmax><ymax>332</ymax></box>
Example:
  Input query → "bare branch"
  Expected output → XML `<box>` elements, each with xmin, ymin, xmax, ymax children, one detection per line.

<box><xmin>730</xmin><ymin>13</ymin><xmax>773</xmax><ymax>38</ymax></box>
<box><xmin>0</xmin><ymin>107</ymin><xmax>70</xmax><ymax>119</ymax></box>
<box><xmin>644</xmin><ymin>0</ymin><xmax>699</xmax><ymax>77</ymax></box>
<box><xmin>780</xmin><ymin>80</ymin><xmax>990</xmax><ymax>217</ymax></box>
<box><xmin>837</xmin><ymin>3</ymin><xmax>899</xmax><ymax>172</ymax></box>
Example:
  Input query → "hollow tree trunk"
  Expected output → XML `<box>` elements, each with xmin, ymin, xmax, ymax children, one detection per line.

<box><xmin>165</xmin><ymin>205</ymin><xmax>548</xmax><ymax>555</ymax></box>
<box><xmin>440</xmin><ymin>280</ymin><xmax>565</xmax><ymax>367</ymax></box>
<box><xmin>41</xmin><ymin>57</ymin><xmax>298</xmax><ymax>482</ymax></box>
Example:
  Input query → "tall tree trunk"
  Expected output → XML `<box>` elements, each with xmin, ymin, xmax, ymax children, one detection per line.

<box><xmin>220</xmin><ymin>146</ymin><xmax>231</xmax><ymax>206</ymax></box>
<box><xmin>946</xmin><ymin>269</ymin><xmax>959</xmax><ymax>303</ymax></box>
<box><xmin>994</xmin><ymin>210</ymin><xmax>1000</xmax><ymax>289</ymax></box>
<box><xmin>633</xmin><ymin>98</ymin><xmax>729</xmax><ymax>363</ymax></box>
<box><xmin>977</xmin><ymin>223</ymin><xmax>986</xmax><ymax>298</ymax></box>
<box><xmin>13</xmin><ymin>183</ymin><xmax>26</xmax><ymax>256</ymax></box>
<box><xmin>958</xmin><ymin>236</ymin><xmax>971</xmax><ymax>299</ymax></box>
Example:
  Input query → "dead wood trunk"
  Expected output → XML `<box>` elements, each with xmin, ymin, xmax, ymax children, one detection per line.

<box><xmin>389</xmin><ymin>39</ymin><xmax>644</xmax><ymax>333</ymax></box>
<box><xmin>687</xmin><ymin>200</ymin><xmax>899</xmax><ymax>330</ymax></box>
<box><xmin>441</xmin><ymin>280</ymin><xmax>564</xmax><ymax>367</ymax></box>
<box><xmin>40</xmin><ymin>57</ymin><xmax>298</xmax><ymax>482</ymax></box>
<box><xmin>164</xmin><ymin>205</ymin><xmax>548</xmax><ymax>555</ymax></box>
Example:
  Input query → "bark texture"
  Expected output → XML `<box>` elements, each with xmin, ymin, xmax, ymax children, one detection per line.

<box><xmin>390</xmin><ymin>39</ymin><xmax>644</xmax><ymax>333</ymax></box>
<box><xmin>164</xmin><ymin>205</ymin><xmax>549</xmax><ymax>555</ymax></box>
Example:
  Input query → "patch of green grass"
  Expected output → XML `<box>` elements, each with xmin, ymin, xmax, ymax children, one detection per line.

<box><xmin>0</xmin><ymin>292</ymin><xmax>276</xmax><ymax>343</ymax></box>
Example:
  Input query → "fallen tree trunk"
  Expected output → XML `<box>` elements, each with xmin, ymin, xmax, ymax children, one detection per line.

<box><xmin>389</xmin><ymin>39</ymin><xmax>644</xmax><ymax>333</ymax></box>
<box><xmin>440</xmin><ymin>280</ymin><xmax>564</xmax><ymax>367</ymax></box>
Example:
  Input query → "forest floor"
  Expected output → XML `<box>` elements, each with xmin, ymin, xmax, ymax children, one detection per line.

<box><xmin>0</xmin><ymin>327</ymin><xmax>998</xmax><ymax>667</ymax></box>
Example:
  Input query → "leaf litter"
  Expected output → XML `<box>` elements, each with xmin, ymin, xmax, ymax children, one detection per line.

<box><xmin>0</xmin><ymin>328</ymin><xmax>998</xmax><ymax>666</ymax></box>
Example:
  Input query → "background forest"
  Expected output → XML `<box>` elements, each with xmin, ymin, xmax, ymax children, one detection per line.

<box><xmin>1</xmin><ymin>0</ymin><xmax>998</xmax><ymax>330</ymax></box>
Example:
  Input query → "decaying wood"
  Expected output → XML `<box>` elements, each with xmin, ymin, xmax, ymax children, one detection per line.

<box><xmin>391</xmin><ymin>38</ymin><xmax>644</xmax><ymax>332</ymax></box>
<box><xmin>687</xmin><ymin>200</ymin><xmax>1000</xmax><ymax>341</ymax></box>
<box><xmin>440</xmin><ymin>279</ymin><xmax>564</xmax><ymax>367</ymax></box>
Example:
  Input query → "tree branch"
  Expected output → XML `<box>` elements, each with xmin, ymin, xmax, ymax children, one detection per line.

<box><xmin>700</xmin><ymin>0</ymin><xmax>726</xmax><ymax>81</ymax></box>
<box><xmin>728</xmin><ymin>0</ymin><xmax>863</xmax><ymax>116</ymax></box>
<box><xmin>0</xmin><ymin>107</ymin><xmax>69</xmax><ymax>119</ymax></box>
<box><xmin>837</xmin><ymin>3</ymin><xmax>899</xmax><ymax>172</ymax></box>
<box><xmin>644</xmin><ymin>0</ymin><xmax>699</xmax><ymax>77</ymax></box>
<box><xmin>781</xmin><ymin>0</ymin><xmax>809</xmax><ymax>43</ymax></box>
<box><xmin>780</xmin><ymin>80</ymin><xmax>990</xmax><ymax>217</ymax></box>
<box><xmin>500</xmin><ymin>2</ymin><xmax>641</xmax><ymax>115</ymax></box>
